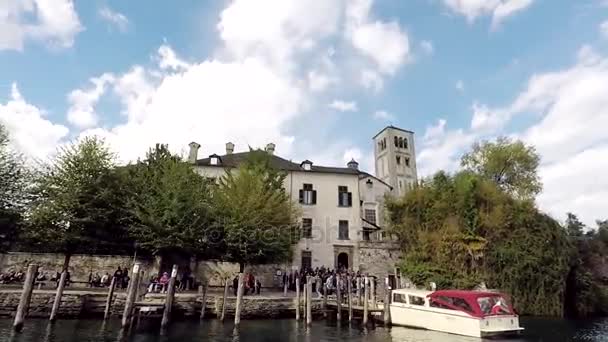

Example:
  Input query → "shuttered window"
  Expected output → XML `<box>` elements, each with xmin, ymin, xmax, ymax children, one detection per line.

<box><xmin>338</xmin><ymin>186</ymin><xmax>352</xmax><ymax>207</ymax></box>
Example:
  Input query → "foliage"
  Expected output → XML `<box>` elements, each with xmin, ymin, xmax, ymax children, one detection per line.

<box><xmin>387</xmin><ymin>171</ymin><xmax>571</xmax><ymax>316</ymax></box>
<box><xmin>124</xmin><ymin>144</ymin><xmax>215</xmax><ymax>257</ymax></box>
<box><xmin>0</xmin><ymin>124</ymin><xmax>29</xmax><ymax>251</ymax></box>
<box><xmin>24</xmin><ymin>136</ymin><xmax>132</xmax><ymax>260</ymax></box>
<box><xmin>212</xmin><ymin>149</ymin><xmax>300</xmax><ymax>271</ymax></box>
<box><xmin>461</xmin><ymin>136</ymin><xmax>542</xmax><ymax>200</ymax></box>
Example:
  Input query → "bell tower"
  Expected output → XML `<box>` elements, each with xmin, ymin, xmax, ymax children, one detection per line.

<box><xmin>373</xmin><ymin>126</ymin><xmax>418</xmax><ymax>196</ymax></box>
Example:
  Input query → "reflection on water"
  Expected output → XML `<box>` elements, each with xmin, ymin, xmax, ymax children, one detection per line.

<box><xmin>0</xmin><ymin>317</ymin><xmax>606</xmax><ymax>342</ymax></box>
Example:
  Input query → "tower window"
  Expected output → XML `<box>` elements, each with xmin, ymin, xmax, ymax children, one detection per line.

<box><xmin>403</xmin><ymin>138</ymin><xmax>408</xmax><ymax>149</ymax></box>
<box><xmin>396</xmin><ymin>156</ymin><xmax>401</xmax><ymax>165</ymax></box>
<box><xmin>394</xmin><ymin>136</ymin><xmax>399</xmax><ymax>147</ymax></box>
<box><xmin>405</xmin><ymin>157</ymin><xmax>410</xmax><ymax>167</ymax></box>
<box><xmin>398</xmin><ymin>137</ymin><xmax>404</xmax><ymax>148</ymax></box>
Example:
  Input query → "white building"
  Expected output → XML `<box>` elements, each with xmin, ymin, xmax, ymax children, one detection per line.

<box><xmin>189</xmin><ymin>126</ymin><xmax>417</xmax><ymax>272</ymax></box>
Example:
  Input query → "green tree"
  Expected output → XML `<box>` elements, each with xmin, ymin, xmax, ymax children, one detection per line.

<box><xmin>566</xmin><ymin>213</ymin><xmax>585</xmax><ymax>237</ymax></box>
<box><xmin>212</xmin><ymin>150</ymin><xmax>300</xmax><ymax>272</ymax></box>
<box><xmin>25</xmin><ymin>136</ymin><xmax>131</xmax><ymax>268</ymax></box>
<box><xmin>461</xmin><ymin>136</ymin><xmax>542</xmax><ymax>199</ymax></box>
<box><xmin>125</xmin><ymin>144</ymin><xmax>215</xmax><ymax>258</ymax></box>
<box><xmin>0</xmin><ymin>124</ymin><xmax>29</xmax><ymax>251</ymax></box>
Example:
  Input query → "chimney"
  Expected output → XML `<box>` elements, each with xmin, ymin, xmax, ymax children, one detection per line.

<box><xmin>347</xmin><ymin>159</ymin><xmax>359</xmax><ymax>170</ymax></box>
<box><xmin>265</xmin><ymin>142</ymin><xmax>276</xmax><ymax>155</ymax></box>
<box><xmin>188</xmin><ymin>142</ymin><xmax>201</xmax><ymax>164</ymax></box>
<box><xmin>226</xmin><ymin>142</ymin><xmax>234</xmax><ymax>155</ymax></box>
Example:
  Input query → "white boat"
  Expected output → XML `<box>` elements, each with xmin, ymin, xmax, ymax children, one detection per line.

<box><xmin>389</xmin><ymin>288</ymin><xmax>524</xmax><ymax>338</ymax></box>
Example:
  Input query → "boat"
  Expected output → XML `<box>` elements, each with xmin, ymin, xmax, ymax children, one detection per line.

<box><xmin>389</xmin><ymin>288</ymin><xmax>524</xmax><ymax>338</ymax></box>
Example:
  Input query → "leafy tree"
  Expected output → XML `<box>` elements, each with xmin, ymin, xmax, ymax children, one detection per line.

<box><xmin>125</xmin><ymin>144</ymin><xmax>215</xmax><ymax>258</ymax></box>
<box><xmin>0</xmin><ymin>124</ymin><xmax>29</xmax><ymax>250</ymax></box>
<box><xmin>566</xmin><ymin>213</ymin><xmax>585</xmax><ymax>237</ymax></box>
<box><xmin>25</xmin><ymin>136</ymin><xmax>131</xmax><ymax>268</ymax></box>
<box><xmin>461</xmin><ymin>136</ymin><xmax>542</xmax><ymax>199</ymax></box>
<box><xmin>212</xmin><ymin>150</ymin><xmax>300</xmax><ymax>271</ymax></box>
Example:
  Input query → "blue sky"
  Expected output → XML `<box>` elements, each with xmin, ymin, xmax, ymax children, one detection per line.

<box><xmin>1</xmin><ymin>0</ymin><xmax>607</xmax><ymax>226</ymax></box>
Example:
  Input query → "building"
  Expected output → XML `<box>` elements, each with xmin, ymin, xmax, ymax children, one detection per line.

<box><xmin>189</xmin><ymin>125</ymin><xmax>417</xmax><ymax>274</ymax></box>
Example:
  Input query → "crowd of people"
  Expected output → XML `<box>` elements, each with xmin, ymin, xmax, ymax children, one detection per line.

<box><xmin>282</xmin><ymin>266</ymin><xmax>378</xmax><ymax>299</ymax></box>
<box><xmin>232</xmin><ymin>272</ymin><xmax>262</xmax><ymax>296</ymax></box>
<box><xmin>88</xmin><ymin>266</ymin><xmax>130</xmax><ymax>289</ymax></box>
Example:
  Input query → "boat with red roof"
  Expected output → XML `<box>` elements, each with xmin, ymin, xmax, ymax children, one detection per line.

<box><xmin>389</xmin><ymin>288</ymin><xmax>524</xmax><ymax>338</ymax></box>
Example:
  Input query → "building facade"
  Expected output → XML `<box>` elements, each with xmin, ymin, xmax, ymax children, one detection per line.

<box><xmin>190</xmin><ymin>126</ymin><xmax>417</xmax><ymax>274</ymax></box>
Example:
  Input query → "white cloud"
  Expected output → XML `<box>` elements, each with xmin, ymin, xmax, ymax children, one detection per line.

<box><xmin>372</xmin><ymin>110</ymin><xmax>394</xmax><ymax>121</ymax></box>
<box><xmin>99</xmin><ymin>5</ymin><xmax>129</xmax><ymax>32</ymax></box>
<box><xmin>345</xmin><ymin>0</ymin><xmax>410</xmax><ymax>74</ymax></box>
<box><xmin>420</xmin><ymin>40</ymin><xmax>434</xmax><ymax>55</ymax></box>
<box><xmin>360</xmin><ymin>69</ymin><xmax>384</xmax><ymax>92</ymax></box>
<box><xmin>456</xmin><ymin>80</ymin><xmax>465</xmax><ymax>92</ymax></box>
<box><xmin>329</xmin><ymin>100</ymin><xmax>358</xmax><ymax>112</ymax></box>
<box><xmin>67</xmin><ymin>73</ymin><xmax>115</xmax><ymax>128</ymax></box>
<box><xmin>442</xmin><ymin>0</ymin><xmax>533</xmax><ymax>28</ymax></box>
<box><xmin>0</xmin><ymin>84</ymin><xmax>69</xmax><ymax>160</ymax></box>
<box><xmin>0</xmin><ymin>0</ymin><xmax>83</xmax><ymax>51</ymax></box>
<box><xmin>417</xmin><ymin>119</ymin><xmax>475</xmax><ymax>176</ymax></box>
<box><xmin>600</xmin><ymin>20</ymin><xmax>608</xmax><ymax>39</ymax></box>
<box><xmin>307</xmin><ymin>70</ymin><xmax>334</xmax><ymax>92</ymax></box>
<box><xmin>157</xmin><ymin>45</ymin><xmax>190</xmax><ymax>71</ymax></box>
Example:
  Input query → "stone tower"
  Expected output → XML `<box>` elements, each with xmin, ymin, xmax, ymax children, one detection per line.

<box><xmin>373</xmin><ymin>126</ymin><xmax>418</xmax><ymax>196</ymax></box>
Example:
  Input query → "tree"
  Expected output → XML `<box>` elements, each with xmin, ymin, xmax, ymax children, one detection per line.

<box><xmin>0</xmin><ymin>124</ymin><xmax>29</xmax><ymax>250</ymax></box>
<box><xmin>461</xmin><ymin>136</ymin><xmax>542</xmax><ymax>199</ymax></box>
<box><xmin>566</xmin><ymin>213</ymin><xmax>585</xmax><ymax>237</ymax></box>
<box><xmin>25</xmin><ymin>136</ymin><xmax>131</xmax><ymax>268</ymax></box>
<box><xmin>212</xmin><ymin>150</ymin><xmax>300</xmax><ymax>272</ymax></box>
<box><xmin>125</xmin><ymin>144</ymin><xmax>215</xmax><ymax>258</ymax></box>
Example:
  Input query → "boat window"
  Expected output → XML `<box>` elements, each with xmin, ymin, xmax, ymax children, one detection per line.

<box><xmin>451</xmin><ymin>297</ymin><xmax>474</xmax><ymax>313</ymax></box>
<box><xmin>393</xmin><ymin>293</ymin><xmax>407</xmax><ymax>303</ymax></box>
<box><xmin>430</xmin><ymin>299</ymin><xmax>452</xmax><ymax>310</ymax></box>
<box><xmin>408</xmin><ymin>295</ymin><xmax>425</xmax><ymax>306</ymax></box>
<box><xmin>478</xmin><ymin>296</ymin><xmax>511</xmax><ymax>315</ymax></box>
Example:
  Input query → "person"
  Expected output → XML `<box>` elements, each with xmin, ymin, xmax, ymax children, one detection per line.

<box><xmin>233</xmin><ymin>275</ymin><xmax>239</xmax><ymax>296</ymax></box>
<box><xmin>114</xmin><ymin>267</ymin><xmax>123</xmax><ymax>288</ymax></box>
<box><xmin>122</xmin><ymin>273</ymin><xmax>130</xmax><ymax>290</ymax></box>
<box><xmin>88</xmin><ymin>271</ymin><xmax>93</xmax><ymax>287</ymax></box>
<box><xmin>159</xmin><ymin>272</ymin><xmax>170</xmax><ymax>293</ymax></box>
<box><xmin>101</xmin><ymin>272</ymin><xmax>109</xmax><ymax>286</ymax></box>
<box><xmin>248</xmin><ymin>273</ymin><xmax>255</xmax><ymax>296</ymax></box>
<box><xmin>255</xmin><ymin>279</ymin><xmax>261</xmax><ymax>295</ymax></box>
<box><xmin>180</xmin><ymin>268</ymin><xmax>193</xmax><ymax>291</ymax></box>
<box><xmin>316</xmin><ymin>273</ymin><xmax>323</xmax><ymax>298</ymax></box>
<box><xmin>491</xmin><ymin>299</ymin><xmax>508</xmax><ymax>315</ymax></box>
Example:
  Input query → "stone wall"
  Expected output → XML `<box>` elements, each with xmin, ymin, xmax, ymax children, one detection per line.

<box><xmin>357</xmin><ymin>241</ymin><xmax>402</xmax><ymax>298</ymax></box>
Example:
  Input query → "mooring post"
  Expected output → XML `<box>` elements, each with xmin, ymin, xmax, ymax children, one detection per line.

<box><xmin>306</xmin><ymin>276</ymin><xmax>312</xmax><ymax>326</ymax></box>
<box><xmin>200</xmin><ymin>281</ymin><xmax>208</xmax><ymax>320</ymax></box>
<box><xmin>103</xmin><ymin>276</ymin><xmax>117</xmax><ymax>320</ymax></box>
<box><xmin>220</xmin><ymin>278</ymin><xmax>229</xmax><ymax>321</ymax></box>
<box><xmin>363</xmin><ymin>276</ymin><xmax>369</xmax><ymax>326</ymax></box>
<box><xmin>283</xmin><ymin>270</ymin><xmax>288</xmax><ymax>297</ymax></box>
<box><xmin>13</xmin><ymin>263</ymin><xmax>37</xmax><ymax>332</ymax></box>
<box><xmin>336</xmin><ymin>274</ymin><xmax>342</xmax><ymax>322</ymax></box>
<box><xmin>383</xmin><ymin>277</ymin><xmax>391</xmax><ymax>326</ymax></box>
<box><xmin>295</xmin><ymin>276</ymin><xmax>300</xmax><ymax>320</ymax></box>
<box><xmin>49</xmin><ymin>270</ymin><xmax>68</xmax><ymax>322</ymax></box>
<box><xmin>303</xmin><ymin>276</ymin><xmax>308</xmax><ymax>321</ymax></box>
<box><xmin>356</xmin><ymin>277</ymin><xmax>362</xmax><ymax>306</ymax></box>
<box><xmin>322</xmin><ymin>283</ymin><xmax>327</xmax><ymax>319</ymax></box>
<box><xmin>161</xmin><ymin>264</ymin><xmax>178</xmax><ymax>329</ymax></box>
<box><xmin>234</xmin><ymin>272</ymin><xmax>245</xmax><ymax>326</ymax></box>
<box><xmin>347</xmin><ymin>275</ymin><xmax>353</xmax><ymax>323</ymax></box>
<box><xmin>370</xmin><ymin>277</ymin><xmax>376</xmax><ymax>309</ymax></box>
<box><xmin>121</xmin><ymin>263</ymin><xmax>141</xmax><ymax>329</ymax></box>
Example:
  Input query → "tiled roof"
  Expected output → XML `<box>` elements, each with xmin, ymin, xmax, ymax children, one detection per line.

<box><xmin>195</xmin><ymin>151</ymin><xmax>360</xmax><ymax>175</ymax></box>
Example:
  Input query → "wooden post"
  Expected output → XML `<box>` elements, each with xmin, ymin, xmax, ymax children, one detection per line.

<box><xmin>370</xmin><ymin>277</ymin><xmax>376</xmax><ymax>309</ymax></box>
<box><xmin>399</xmin><ymin>272</ymin><xmax>404</xmax><ymax>288</ymax></box>
<box><xmin>336</xmin><ymin>274</ymin><xmax>341</xmax><ymax>322</ymax></box>
<box><xmin>49</xmin><ymin>270</ymin><xmax>68</xmax><ymax>322</ymax></box>
<box><xmin>121</xmin><ymin>263</ymin><xmax>141</xmax><ymax>329</ymax></box>
<box><xmin>383</xmin><ymin>277</ymin><xmax>391</xmax><ymax>326</ymax></box>
<box><xmin>200</xmin><ymin>281</ymin><xmax>208</xmax><ymax>320</ymax></box>
<box><xmin>363</xmin><ymin>276</ymin><xmax>369</xmax><ymax>325</ymax></box>
<box><xmin>234</xmin><ymin>273</ymin><xmax>245</xmax><ymax>326</ymax></box>
<box><xmin>295</xmin><ymin>276</ymin><xmax>300</xmax><ymax>320</ymax></box>
<box><xmin>347</xmin><ymin>275</ymin><xmax>352</xmax><ymax>323</ymax></box>
<box><xmin>357</xmin><ymin>277</ymin><xmax>362</xmax><ymax>305</ymax></box>
<box><xmin>103</xmin><ymin>276</ymin><xmax>117</xmax><ymax>320</ymax></box>
<box><xmin>303</xmin><ymin>276</ymin><xmax>308</xmax><ymax>321</ymax></box>
<box><xmin>161</xmin><ymin>264</ymin><xmax>178</xmax><ymax>329</ymax></box>
<box><xmin>220</xmin><ymin>278</ymin><xmax>229</xmax><ymax>321</ymax></box>
<box><xmin>283</xmin><ymin>270</ymin><xmax>288</xmax><ymax>297</ymax></box>
<box><xmin>13</xmin><ymin>263</ymin><xmax>37</xmax><ymax>332</ymax></box>
<box><xmin>306</xmin><ymin>276</ymin><xmax>312</xmax><ymax>325</ymax></box>
<box><xmin>322</xmin><ymin>284</ymin><xmax>327</xmax><ymax>319</ymax></box>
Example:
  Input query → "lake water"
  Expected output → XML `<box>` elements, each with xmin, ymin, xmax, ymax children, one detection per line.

<box><xmin>0</xmin><ymin>317</ymin><xmax>606</xmax><ymax>342</ymax></box>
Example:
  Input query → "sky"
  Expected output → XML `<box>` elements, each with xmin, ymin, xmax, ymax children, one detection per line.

<box><xmin>0</xmin><ymin>0</ymin><xmax>607</xmax><ymax>227</ymax></box>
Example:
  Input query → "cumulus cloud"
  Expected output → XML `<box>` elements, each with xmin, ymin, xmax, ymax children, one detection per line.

<box><xmin>442</xmin><ymin>0</ymin><xmax>534</xmax><ymax>28</ymax></box>
<box><xmin>0</xmin><ymin>0</ymin><xmax>83</xmax><ymax>51</ymax></box>
<box><xmin>99</xmin><ymin>5</ymin><xmax>129</xmax><ymax>32</ymax></box>
<box><xmin>67</xmin><ymin>73</ymin><xmax>115</xmax><ymax>128</ymax></box>
<box><xmin>0</xmin><ymin>84</ymin><xmax>69</xmax><ymax>160</ymax></box>
<box><xmin>329</xmin><ymin>100</ymin><xmax>358</xmax><ymax>112</ymax></box>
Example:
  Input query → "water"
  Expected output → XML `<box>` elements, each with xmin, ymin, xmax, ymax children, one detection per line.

<box><xmin>0</xmin><ymin>318</ymin><xmax>606</xmax><ymax>342</ymax></box>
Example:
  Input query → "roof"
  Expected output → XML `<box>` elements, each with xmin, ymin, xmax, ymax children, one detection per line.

<box><xmin>392</xmin><ymin>288</ymin><xmax>432</xmax><ymax>296</ymax></box>
<box><xmin>429</xmin><ymin>290</ymin><xmax>503</xmax><ymax>299</ymax></box>
<box><xmin>372</xmin><ymin>125</ymin><xmax>415</xmax><ymax>139</ymax></box>
<box><xmin>195</xmin><ymin>151</ymin><xmax>360</xmax><ymax>175</ymax></box>
<box><xmin>358</xmin><ymin>172</ymin><xmax>393</xmax><ymax>190</ymax></box>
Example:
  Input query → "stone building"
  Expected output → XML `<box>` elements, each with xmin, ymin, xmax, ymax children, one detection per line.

<box><xmin>189</xmin><ymin>125</ymin><xmax>417</xmax><ymax>281</ymax></box>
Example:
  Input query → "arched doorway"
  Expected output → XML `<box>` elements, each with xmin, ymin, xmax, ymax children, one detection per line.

<box><xmin>337</xmin><ymin>252</ymin><xmax>349</xmax><ymax>270</ymax></box>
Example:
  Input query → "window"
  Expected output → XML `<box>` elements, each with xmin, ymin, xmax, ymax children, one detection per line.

<box><xmin>338</xmin><ymin>220</ymin><xmax>349</xmax><ymax>240</ymax></box>
<box><xmin>301</xmin><ymin>251</ymin><xmax>312</xmax><ymax>270</ymax></box>
<box><xmin>451</xmin><ymin>297</ymin><xmax>474</xmax><ymax>313</ymax></box>
<box><xmin>404</xmin><ymin>138</ymin><xmax>408</xmax><ymax>149</ymax></box>
<box><xmin>394</xmin><ymin>293</ymin><xmax>407</xmax><ymax>303</ymax></box>
<box><xmin>396</xmin><ymin>156</ymin><xmax>401</xmax><ymax>165</ymax></box>
<box><xmin>338</xmin><ymin>186</ymin><xmax>352</xmax><ymax>207</ymax></box>
<box><xmin>299</xmin><ymin>184</ymin><xmax>317</xmax><ymax>205</ymax></box>
<box><xmin>405</xmin><ymin>157</ymin><xmax>410</xmax><ymax>167</ymax></box>
<box><xmin>302</xmin><ymin>218</ymin><xmax>312</xmax><ymax>239</ymax></box>
<box><xmin>210</xmin><ymin>156</ymin><xmax>219</xmax><ymax>165</ymax></box>
<box><xmin>364</xmin><ymin>209</ymin><xmax>376</xmax><ymax>225</ymax></box>
<box><xmin>362</xmin><ymin>231</ymin><xmax>370</xmax><ymax>241</ymax></box>
<box><xmin>398</xmin><ymin>137</ymin><xmax>404</xmax><ymax>148</ymax></box>
<box><xmin>394</xmin><ymin>136</ymin><xmax>399</xmax><ymax>147</ymax></box>
<box><xmin>409</xmin><ymin>295</ymin><xmax>425</xmax><ymax>306</ymax></box>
